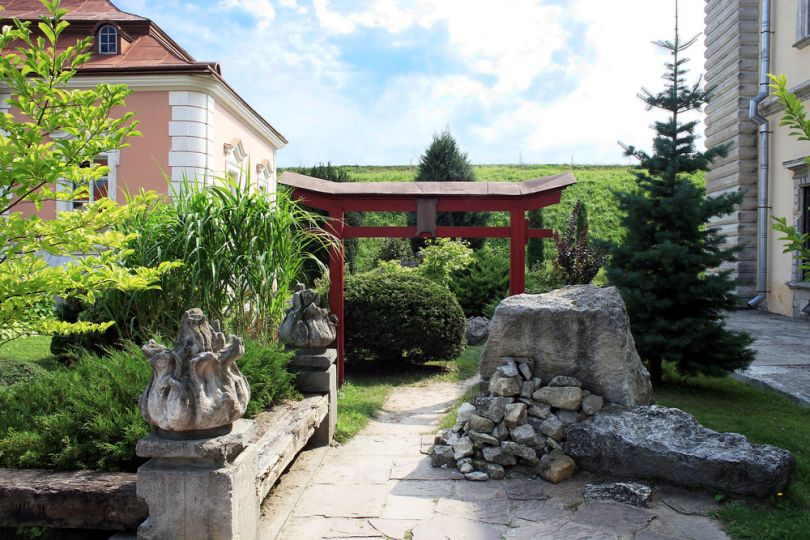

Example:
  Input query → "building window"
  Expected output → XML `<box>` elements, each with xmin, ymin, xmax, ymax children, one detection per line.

<box><xmin>797</xmin><ymin>0</ymin><xmax>810</xmax><ymax>48</ymax></box>
<box><xmin>802</xmin><ymin>185</ymin><xmax>810</xmax><ymax>280</ymax></box>
<box><xmin>224</xmin><ymin>138</ymin><xmax>247</xmax><ymax>184</ymax></box>
<box><xmin>98</xmin><ymin>25</ymin><xmax>118</xmax><ymax>54</ymax></box>
<box><xmin>73</xmin><ymin>157</ymin><xmax>110</xmax><ymax>209</ymax></box>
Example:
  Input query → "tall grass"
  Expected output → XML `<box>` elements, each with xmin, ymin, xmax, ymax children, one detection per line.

<box><xmin>90</xmin><ymin>176</ymin><xmax>334</xmax><ymax>342</ymax></box>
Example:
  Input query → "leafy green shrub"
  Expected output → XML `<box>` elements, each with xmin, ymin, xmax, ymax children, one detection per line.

<box><xmin>0</xmin><ymin>340</ymin><xmax>295</xmax><ymax>472</ymax></box>
<box><xmin>374</xmin><ymin>237</ymin><xmax>413</xmax><ymax>264</ymax></box>
<box><xmin>52</xmin><ymin>178</ymin><xmax>332</xmax><ymax>350</ymax></box>
<box><xmin>450</xmin><ymin>245</ymin><xmax>509</xmax><ymax>317</ymax></box>
<box><xmin>553</xmin><ymin>200</ymin><xmax>605</xmax><ymax>285</ymax></box>
<box><xmin>344</xmin><ymin>272</ymin><xmax>465</xmax><ymax>364</ymax></box>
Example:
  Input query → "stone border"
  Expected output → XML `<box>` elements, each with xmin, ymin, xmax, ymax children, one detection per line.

<box><xmin>0</xmin><ymin>396</ymin><xmax>329</xmax><ymax>532</ymax></box>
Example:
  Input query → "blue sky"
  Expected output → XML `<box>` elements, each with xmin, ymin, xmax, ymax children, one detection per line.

<box><xmin>116</xmin><ymin>0</ymin><xmax>706</xmax><ymax>167</ymax></box>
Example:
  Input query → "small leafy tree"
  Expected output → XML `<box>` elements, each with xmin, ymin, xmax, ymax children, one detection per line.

<box><xmin>408</xmin><ymin>129</ymin><xmax>489</xmax><ymax>251</ymax></box>
<box><xmin>552</xmin><ymin>201</ymin><xmax>604</xmax><ymax>285</ymax></box>
<box><xmin>375</xmin><ymin>238</ymin><xmax>473</xmax><ymax>288</ymax></box>
<box><xmin>0</xmin><ymin>0</ymin><xmax>171</xmax><ymax>343</ymax></box>
<box><xmin>607</xmin><ymin>8</ymin><xmax>754</xmax><ymax>383</ymax></box>
<box><xmin>769</xmin><ymin>74</ymin><xmax>810</xmax><ymax>272</ymax></box>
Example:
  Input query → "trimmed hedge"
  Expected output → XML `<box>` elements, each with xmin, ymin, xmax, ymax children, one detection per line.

<box><xmin>0</xmin><ymin>340</ymin><xmax>295</xmax><ymax>472</ymax></box>
<box><xmin>344</xmin><ymin>272</ymin><xmax>466</xmax><ymax>364</ymax></box>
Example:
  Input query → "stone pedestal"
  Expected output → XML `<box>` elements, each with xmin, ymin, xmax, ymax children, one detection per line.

<box><xmin>290</xmin><ymin>347</ymin><xmax>337</xmax><ymax>447</ymax></box>
<box><xmin>135</xmin><ymin>420</ymin><xmax>259</xmax><ymax>540</ymax></box>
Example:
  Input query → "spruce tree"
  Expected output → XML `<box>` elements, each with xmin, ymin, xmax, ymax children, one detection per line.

<box><xmin>607</xmin><ymin>5</ymin><xmax>754</xmax><ymax>384</ymax></box>
<box><xmin>408</xmin><ymin>129</ymin><xmax>489</xmax><ymax>251</ymax></box>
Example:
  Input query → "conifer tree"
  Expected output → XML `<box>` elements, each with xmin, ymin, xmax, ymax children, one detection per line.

<box><xmin>607</xmin><ymin>3</ymin><xmax>754</xmax><ymax>384</ymax></box>
<box><xmin>408</xmin><ymin>129</ymin><xmax>488</xmax><ymax>251</ymax></box>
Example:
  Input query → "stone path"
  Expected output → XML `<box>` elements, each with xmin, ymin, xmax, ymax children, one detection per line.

<box><xmin>726</xmin><ymin>309</ymin><xmax>810</xmax><ymax>406</ymax></box>
<box><xmin>262</xmin><ymin>378</ymin><xmax>727</xmax><ymax>540</ymax></box>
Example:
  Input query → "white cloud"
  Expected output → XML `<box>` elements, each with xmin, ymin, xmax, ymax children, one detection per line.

<box><xmin>219</xmin><ymin>0</ymin><xmax>276</xmax><ymax>29</ymax></box>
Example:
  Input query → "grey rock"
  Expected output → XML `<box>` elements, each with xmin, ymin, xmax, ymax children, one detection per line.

<box><xmin>539</xmin><ymin>415</ymin><xmax>565</xmax><ymax>441</ymax></box>
<box><xmin>431</xmin><ymin>445</ymin><xmax>455</xmax><ymax>468</ymax></box>
<box><xmin>501</xmin><ymin>441</ymin><xmax>537</xmax><ymax>462</ymax></box>
<box><xmin>452</xmin><ymin>436</ymin><xmax>474</xmax><ymax>460</ymax></box>
<box><xmin>434</xmin><ymin>429</ymin><xmax>459</xmax><ymax>447</ymax></box>
<box><xmin>464</xmin><ymin>471</ymin><xmax>489</xmax><ymax>481</ymax></box>
<box><xmin>483</xmin><ymin>463</ymin><xmax>506</xmax><ymax>480</ymax></box>
<box><xmin>527</xmin><ymin>402</ymin><xmax>551</xmax><ymax>419</ymax></box>
<box><xmin>466</xmin><ymin>316</ymin><xmax>490</xmax><ymax>345</ymax></box>
<box><xmin>457</xmin><ymin>402</ymin><xmax>476</xmax><ymax>423</ymax></box>
<box><xmin>581</xmin><ymin>394</ymin><xmax>604</xmax><ymax>416</ymax></box>
<box><xmin>518</xmin><ymin>362</ymin><xmax>533</xmax><ymax>380</ymax></box>
<box><xmin>482</xmin><ymin>446</ymin><xmax>516</xmax><ymax>466</ymax></box>
<box><xmin>469</xmin><ymin>414</ymin><xmax>496</xmax><ymax>434</ymax></box>
<box><xmin>532</xmin><ymin>386</ymin><xmax>583</xmax><ymax>411</ymax></box>
<box><xmin>468</xmin><ymin>430</ymin><xmax>500</xmax><ymax>447</ymax></box>
<box><xmin>565</xmin><ymin>405</ymin><xmax>795</xmax><ymax>497</ymax></box>
<box><xmin>533</xmin><ymin>433</ymin><xmax>548</xmax><ymax>449</ymax></box>
<box><xmin>140</xmin><ymin>309</ymin><xmax>249</xmax><ymax>434</ymax></box>
<box><xmin>474</xmin><ymin>396</ymin><xmax>512</xmax><ymax>423</ymax></box>
<box><xmin>520</xmin><ymin>380</ymin><xmax>536</xmax><ymax>399</ymax></box>
<box><xmin>504</xmin><ymin>403</ymin><xmax>527</xmax><ymax>428</ymax></box>
<box><xmin>546</xmin><ymin>437</ymin><xmax>561</xmax><ymax>451</ymax></box>
<box><xmin>457</xmin><ymin>458</ymin><xmax>474</xmax><ymax>474</ymax></box>
<box><xmin>556</xmin><ymin>410</ymin><xmax>580</xmax><ymax>425</ymax></box>
<box><xmin>499</xmin><ymin>358</ymin><xmax>519</xmax><ymax>377</ymax></box>
<box><xmin>584</xmin><ymin>482</ymin><xmax>652</xmax><ymax>507</ymax></box>
<box><xmin>489</xmin><ymin>373</ymin><xmax>522</xmax><ymax>397</ymax></box>
<box><xmin>549</xmin><ymin>375</ymin><xmax>582</xmax><ymax>387</ymax></box>
<box><xmin>481</xmin><ymin>286</ymin><xmax>653</xmax><ymax>406</ymax></box>
<box><xmin>509</xmin><ymin>424</ymin><xmax>537</xmax><ymax>446</ymax></box>
<box><xmin>536</xmin><ymin>449</ymin><xmax>576</xmax><ymax>483</ymax></box>
<box><xmin>532</xmin><ymin>377</ymin><xmax>543</xmax><ymax>389</ymax></box>
<box><xmin>279</xmin><ymin>284</ymin><xmax>337</xmax><ymax>348</ymax></box>
<box><xmin>494</xmin><ymin>420</ymin><xmax>509</xmax><ymax>441</ymax></box>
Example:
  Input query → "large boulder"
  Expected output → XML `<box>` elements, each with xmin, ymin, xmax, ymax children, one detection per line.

<box><xmin>480</xmin><ymin>286</ymin><xmax>652</xmax><ymax>406</ymax></box>
<box><xmin>565</xmin><ymin>405</ymin><xmax>795</xmax><ymax>497</ymax></box>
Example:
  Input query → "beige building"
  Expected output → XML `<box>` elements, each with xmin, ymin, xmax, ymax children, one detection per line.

<box><xmin>0</xmin><ymin>0</ymin><xmax>287</xmax><ymax>220</ymax></box>
<box><xmin>705</xmin><ymin>0</ymin><xmax>810</xmax><ymax>318</ymax></box>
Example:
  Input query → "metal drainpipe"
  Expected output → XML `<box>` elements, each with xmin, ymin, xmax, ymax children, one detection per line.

<box><xmin>747</xmin><ymin>0</ymin><xmax>772</xmax><ymax>308</ymax></box>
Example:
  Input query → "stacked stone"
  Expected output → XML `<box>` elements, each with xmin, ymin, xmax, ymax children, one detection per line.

<box><xmin>431</xmin><ymin>356</ymin><xmax>604</xmax><ymax>482</ymax></box>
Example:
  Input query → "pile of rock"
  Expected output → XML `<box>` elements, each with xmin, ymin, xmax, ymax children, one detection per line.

<box><xmin>432</xmin><ymin>356</ymin><xmax>605</xmax><ymax>482</ymax></box>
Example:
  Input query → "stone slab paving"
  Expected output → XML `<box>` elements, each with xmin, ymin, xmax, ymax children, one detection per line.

<box><xmin>726</xmin><ymin>309</ymin><xmax>810</xmax><ymax>406</ymax></box>
<box><xmin>265</xmin><ymin>377</ymin><xmax>728</xmax><ymax>540</ymax></box>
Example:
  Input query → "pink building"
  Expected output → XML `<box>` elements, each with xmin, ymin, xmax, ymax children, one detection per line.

<box><xmin>1</xmin><ymin>0</ymin><xmax>287</xmax><ymax>219</ymax></box>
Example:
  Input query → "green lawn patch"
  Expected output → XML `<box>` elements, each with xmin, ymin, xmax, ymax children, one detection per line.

<box><xmin>0</xmin><ymin>335</ymin><xmax>59</xmax><ymax>386</ymax></box>
<box><xmin>335</xmin><ymin>346</ymin><xmax>482</xmax><ymax>443</ymax></box>
<box><xmin>656</xmin><ymin>368</ymin><xmax>810</xmax><ymax>540</ymax></box>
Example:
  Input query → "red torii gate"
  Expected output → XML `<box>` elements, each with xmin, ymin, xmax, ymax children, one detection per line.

<box><xmin>280</xmin><ymin>171</ymin><xmax>576</xmax><ymax>385</ymax></box>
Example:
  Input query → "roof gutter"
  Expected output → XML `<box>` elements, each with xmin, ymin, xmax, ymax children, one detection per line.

<box><xmin>747</xmin><ymin>0</ymin><xmax>771</xmax><ymax>308</ymax></box>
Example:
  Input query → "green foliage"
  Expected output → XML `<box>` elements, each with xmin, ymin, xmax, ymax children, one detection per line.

<box><xmin>344</xmin><ymin>272</ymin><xmax>466</xmax><ymax>364</ymax></box>
<box><xmin>769</xmin><ymin>74</ymin><xmax>810</xmax><ymax>273</ymax></box>
<box><xmin>607</xmin><ymin>25</ymin><xmax>753</xmax><ymax>383</ymax></box>
<box><xmin>552</xmin><ymin>201</ymin><xmax>605</xmax><ymax>285</ymax></box>
<box><xmin>54</xmin><ymin>178</ymin><xmax>333</xmax><ymax>349</ymax></box>
<box><xmin>0</xmin><ymin>1</ymin><xmax>172</xmax><ymax>343</ymax></box>
<box><xmin>656</xmin><ymin>366</ymin><xmax>810</xmax><ymax>540</ymax></box>
<box><xmin>0</xmin><ymin>335</ymin><xmax>57</xmax><ymax>385</ymax></box>
<box><xmin>450</xmin><ymin>245</ymin><xmax>509</xmax><ymax>317</ymax></box>
<box><xmin>527</xmin><ymin>208</ymin><xmax>545</xmax><ymax>266</ymax></box>
<box><xmin>292</xmin><ymin>162</ymin><xmax>362</xmax><ymax>273</ymax></box>
<box><xmin>374</xmin><ymin>237</ymin><xmax>413</xmax><ymax>264</ymax></box>
<box><xmin>417</xmin><ymin>238</ymin><xmax>474</xmax><ymax>286</ymax></box>
<box><xmin>526</xmin><ymin>259</ymin><xmax>564</xmax><ymax>295</ymax></box>
<box><xmin>407</xmin><ymin>129</ymin><xmax>489</xmax><ymax>251</ymax></box>
<box><xmin>0</xmin><ymin>339</ymin><xmax>295</xmax><ymax>471</ymax></box>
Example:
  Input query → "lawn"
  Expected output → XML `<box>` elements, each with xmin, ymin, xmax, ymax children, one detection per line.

<box><xmin>0</xmin><ymin>335</ymin><xmax>58</xmax><ymax>386</ymax></box>
<box><xmin>335</xmin><ymin>345</ymin><xmax>481</xmax><ymax>443</ymax></box>
<box><xmin>656</xmin><ymin>368</ymin><xmax>810</xmax><ymax>540</ymax></box>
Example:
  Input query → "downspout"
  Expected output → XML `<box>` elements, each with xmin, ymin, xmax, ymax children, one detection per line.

<box><xmin>747</xmin><ymin>0</ymin><xmax>771</xmax><ymax>308</ymax></box>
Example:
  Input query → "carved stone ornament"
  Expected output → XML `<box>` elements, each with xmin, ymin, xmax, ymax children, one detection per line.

<box><xmin>279</xmin><ymin>283</ymin><xmax>337</xmax><ymax>348</ymax></box>
<box><xmin>140</xmin><ymin>308</ymin><xmax>250</xmax><ymax>438</ymax></box>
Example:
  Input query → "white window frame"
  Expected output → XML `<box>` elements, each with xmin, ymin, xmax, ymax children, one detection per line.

<box><xmin>256</xmin><ymin>160</ymin><xmax>271</xmax><ymax>193</ymax></box>
<box><xmin>797</xmin><ymin>0</ymin><xmax>810</xmax><ymax>48</ymax></box>
<box><xmin>224</xmin><ymin>138</ymin><xmax>247</xmax><ymax>184</ymax></box>
<box><xmin>98</xmin><ymin>24</ymin><xmax>119</xmax><ymax>55</ymax></box>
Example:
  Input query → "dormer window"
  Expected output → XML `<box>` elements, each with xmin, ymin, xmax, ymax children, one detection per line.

<box><xmin>98</xmin><ymin>25</ymin><xmax>118</xmax><ymax>54</ymax></box>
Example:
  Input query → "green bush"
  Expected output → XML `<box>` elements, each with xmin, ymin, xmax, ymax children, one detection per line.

<box><xmin>450</xmin><ymin>245</ymin><xmax>509</xmax><ymax>317</ymax></box>
<box><xmin>344</xmin><ymin>272</ymin><xmax>466</xmax><ymax>365</ymax></box>
<box><xmin>0</xmin><ymin>340</ymin><xmax>295</xmax><ymax>472</ymax></box>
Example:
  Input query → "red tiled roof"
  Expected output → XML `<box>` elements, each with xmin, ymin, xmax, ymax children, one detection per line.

<box><xmin>0</xmin><ymin>0</ymin><xmax>145</xmax><ymax>21</ymax></box>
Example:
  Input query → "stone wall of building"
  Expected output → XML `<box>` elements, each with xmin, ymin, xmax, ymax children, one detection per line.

<box><xmin>704</xmin><ymin>0</ymin><xmax>761</xmax><ymax>301</ymax></box>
